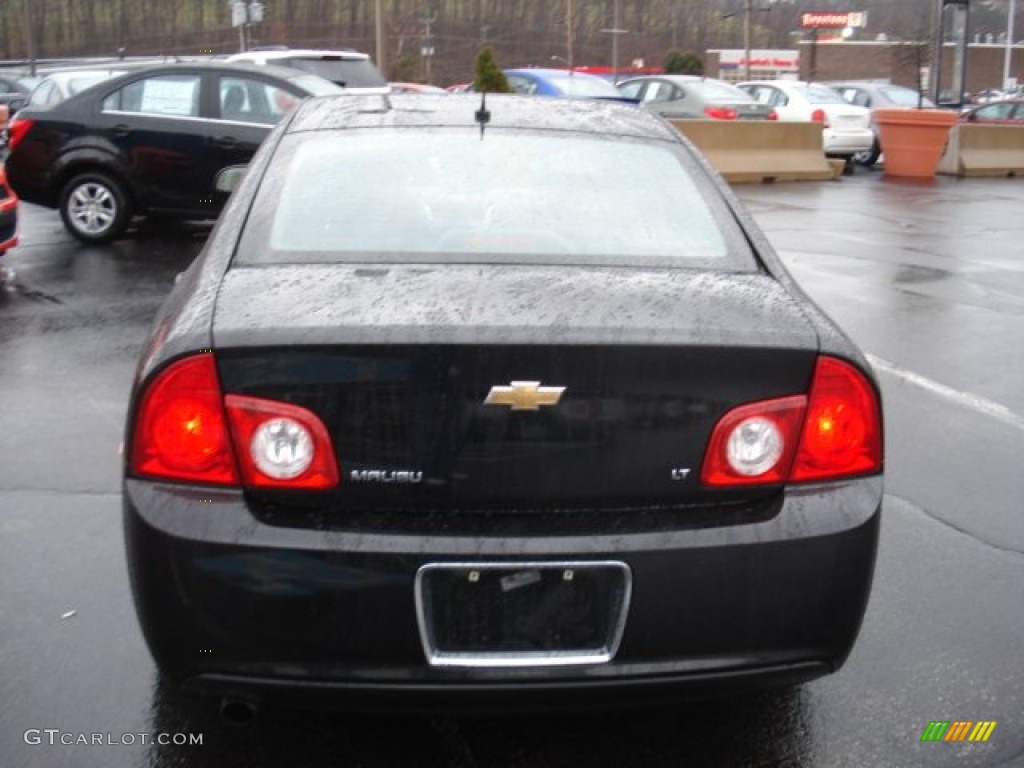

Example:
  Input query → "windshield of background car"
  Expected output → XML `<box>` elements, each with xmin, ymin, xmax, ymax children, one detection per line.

<box><xmin>235</xmin><ymin>128</ymin><xmax>758</xmax><ymax>271</ymax></box>
<box><xmin>279</xmin><ymin>57</ymin><xmax>386</xmax><ymax>88</ymax></box>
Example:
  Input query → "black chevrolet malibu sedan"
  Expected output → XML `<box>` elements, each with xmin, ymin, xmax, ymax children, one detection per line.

<box><xmin>123</xmin><ymin>93</ymin><xmax>883</xmax><ymax>711</ymax></box>
<box><xmin>5</xmin><ymin>61</ymin><xmax>342</xmax><ymax>244</ymax></box>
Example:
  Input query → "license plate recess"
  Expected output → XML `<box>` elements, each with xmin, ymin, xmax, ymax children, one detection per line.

<box><xmin>415</xmin><ymin>561</ymin><xmax>631</xmax><ymax>667</ymax></box>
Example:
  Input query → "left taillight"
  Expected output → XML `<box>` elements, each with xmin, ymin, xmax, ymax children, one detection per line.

<box><xmin>130</xmin><ymin>353</ymin><xmax>339</xmax><ymax>489</ymax></box>
<box><xmin>6</xmin><ymin>116</ymin><xmax>34</xmax><ymax>153</ymax></box>
<box><xmin>701</xmin><ymin>356</ymin><xmax>882</xmax><ymax>487</ymax></box>
<box><xmin>810</xmin><ymin>108</ymin><xmax>830</xmax><ymax>127</ymax></box>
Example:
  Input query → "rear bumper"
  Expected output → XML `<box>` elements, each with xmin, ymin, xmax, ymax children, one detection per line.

<box><xmin>823</xmin><ymin>128</ymin><xmax>875</xmax><ymax>156</ymax></box>
<box><xmin>124</xmin><ymin>476</ymin><xmax>881</xmax><ymax>708</ymax></box>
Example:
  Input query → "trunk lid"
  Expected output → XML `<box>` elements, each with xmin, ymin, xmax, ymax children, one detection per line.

<box><xmin>213</xmin><ymin>264</ymin><xmax>820</xmax><ymax>511</ymax></box>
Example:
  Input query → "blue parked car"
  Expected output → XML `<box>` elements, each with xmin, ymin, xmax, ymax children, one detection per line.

<box><xmin>502</xmin><ymin>68</ymin><xmax>635</xmax><ymax>102</ymax></box>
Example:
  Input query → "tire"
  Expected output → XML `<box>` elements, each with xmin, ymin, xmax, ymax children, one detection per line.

<box><xmin>59</xmin><ymin>172</ymin><xmax>132</xmax><ymax>244</ymax></box>
<box><xmin>853</xmin><ymin>138</ymin><xmax>881</xmax><ymax>167</ymax></box>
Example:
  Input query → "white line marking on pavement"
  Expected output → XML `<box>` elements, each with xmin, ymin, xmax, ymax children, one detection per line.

<box><xmin>867</xmin><ymin>354</ymin><xmax>1024</xmax><ymax>433</ymax></box>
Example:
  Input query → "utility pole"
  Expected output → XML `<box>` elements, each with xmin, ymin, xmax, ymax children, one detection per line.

<box><xmin>21</xmin><ymin>0</ymin><xmax>36</xmax><ymax>75</ymax></box>
<box><xmin>744</xmin><ymin>0</ymin><xmax>753</xmax><ymax>81</ymax></box>
<box><xmin>375</xmin><ymin>0</ymin><xmax>388</xmax><ymax>80</ymax></box>
<box><xmin>1005</xmin><ymin>0</ymin><xmax>1017</xmax><ymax>90</ymax></box>
<box><xmin>601</xmin><ymin>0</ymin><xmax>628</xmax><ymax>83</ymax></box>
<box><xmin>567</xmin><ymin>0</ymin><xmax>574</xmax><ymax>70</ymax></box>
<box><xmin>421</xmin><ymin>12</ymin><xmax>437</xmax><ymax>85</ymax></box>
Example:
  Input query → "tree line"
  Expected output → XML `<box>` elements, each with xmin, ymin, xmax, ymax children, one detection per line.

<box><xmin>0</xmin><ymin>0</ymin><xmax>1016</xmax><ymax>86</ymax></box>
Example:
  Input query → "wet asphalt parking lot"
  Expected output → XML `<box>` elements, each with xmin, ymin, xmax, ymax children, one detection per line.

<box><xmin>1</xmin><ymin>170</ymin><xmax>1022</xmax><ymax>768</ymax></box>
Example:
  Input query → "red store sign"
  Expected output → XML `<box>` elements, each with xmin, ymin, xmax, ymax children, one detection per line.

<box><xmin>801</xmin><ymin>11</ymin><xmax>867</xmax><ymax>29</ymax></box>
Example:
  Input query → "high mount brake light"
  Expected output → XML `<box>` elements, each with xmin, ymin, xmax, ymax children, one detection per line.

<box><xmin>130</xmin><ymin>353</ymin><xmax>339</xmax><ymax>489</ymax></box>
<box><xmin>701</xmin><ymin>356</ymin><xmax>882</xmax><ymax>487</ymax></box>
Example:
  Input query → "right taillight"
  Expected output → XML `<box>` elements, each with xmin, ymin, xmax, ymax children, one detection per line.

<box><xmin>6</xmin><ymin>116</ymin><xmax>35</xmax><ymax>153</ymax></box>
<box><xmin>790</xmin><ymin>356</ymin><xmax>882</xmax><ymax>482</ymax></box>
<box><xmin>701</xmin><ymin>356</ymin><xmax>882</xmax><ymax>487</ymax></box>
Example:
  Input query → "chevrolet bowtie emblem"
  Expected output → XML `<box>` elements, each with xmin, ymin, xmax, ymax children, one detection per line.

<box><xmin>484</xmin><ymin>381</ymin><xmax>566</xmax><ymax>411</ymax></box>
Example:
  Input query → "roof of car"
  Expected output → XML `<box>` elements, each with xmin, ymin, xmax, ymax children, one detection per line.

<box><xmin>286</xmin><ymin>92</ymin><xmax>679</xmax><ymax>141</ymax></box>
<box><xmin>90</xmin><ymin>60</ymin><xmax>331</xmax><ymax>82</ymax></box>
<box><xmin>505</xmin><ymin>68</ymin><xmax>608</xmax><ymax>79</ymax></box>
<box><xmin>228</xmin><ymin>48</ymin><xmax>371</xmax><ymax>61</ymax></box>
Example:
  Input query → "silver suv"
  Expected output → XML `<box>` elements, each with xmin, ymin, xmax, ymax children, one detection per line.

<box><xmin>225</xmin><ymin>48</ymin><xmax>387</xmax><ymax>92</ymax></box>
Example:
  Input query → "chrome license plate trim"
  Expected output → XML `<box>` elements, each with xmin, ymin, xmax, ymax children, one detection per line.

<box><xmin>415</xmin><ymin>560</ymin><xmax>632</xmax><ymax>668</ymax></box>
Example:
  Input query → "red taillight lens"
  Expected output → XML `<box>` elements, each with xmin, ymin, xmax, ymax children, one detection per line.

<box><xmin>790</xmin><ymin>357</ymin><xmax>882</xmax><ymax>482</ymax></box>
<box><xmin>701</xmin><ymin>396</ymin><xmax>806</xmax><ymax>486</ymax></box>
<box><xmin>701</xmin><ymin>356</ymin><xmax>882</xmax><ymax>487</ymax></box>
<box><xmin>225</xmin><ymin>395</ymin><xmax>339</xmax><ymax>489</ymax></box>
<box><xmin>130</xmin><ymin>353</ymin><xmax>340</xmax><ymax>489</ymax></box>
<box><xmin>131</xmin><ymin>354</ymin><xmax>239</xmax><ymax>485</ymax></box>
<box><xmin>768</xmin><ymin>109</ymin><xmax>778</xmax><ymax>121</ymax></box>
<box><xmin>7</xmin><ymin>117</ymin><xmax>35</xmax><ymax>153</ymax></box>
<box><xmin>810</xmin><ymin>108</ymin><xmax>829</xmax><ymax>126</ymax></box>
<box><xmin>704</xmin><ymin>106</ymin><xmax>738</xmax><ymax>120</ymax></box>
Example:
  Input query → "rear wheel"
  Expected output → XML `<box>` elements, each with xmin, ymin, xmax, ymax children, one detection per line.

<box><xmin>853</xmin><ymin>138</ymin><xmax>881</xmax><ymax>167</ymax></box>
<box><xmin>59</xmin><ymin>172</ymin><xmax>132</xmax><ymax>244</ymax></box>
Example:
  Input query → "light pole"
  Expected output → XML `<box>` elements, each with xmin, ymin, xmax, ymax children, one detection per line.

<box><xmin>1005</xmin><ymin>0</ymin><xmax>1017</xmax><ymax>90</ymax></box>
<box><xmin>229</xmin><ymin>1</ymin><xmax>263</xmax><ymax>53</ymax></box>
<box><xmin>601</xmin><ymin>0</ymin><xmax>628</xmax><ymax>83</ymax></box>
<box><xmin>744</xmin><ymin>0</ymin><xmax>753</xmax><ymax>81</ymax></box>
<box><xmin>566</xmin><ymin>0</ymin><xmax>575</xmax><ymax>71</ymax></box>
<box><xmin>375</xmin><ymin>0</ymin><xmax>388</xmax><ymax>80</ymax></box>
<box><xmin>21</xmin><ymin>0</ymin><xmax>36</xmax><ymax>75</ymax></box>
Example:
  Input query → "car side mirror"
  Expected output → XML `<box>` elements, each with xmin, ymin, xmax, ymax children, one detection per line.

<box><xmin>215</xmin><ymin>165</ymin><xmax>248</xmax><ymax>193</ymax></box>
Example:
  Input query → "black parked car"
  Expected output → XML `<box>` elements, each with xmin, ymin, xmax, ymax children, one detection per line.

<box><xmin>0</xmin><ymin>71</ymin><xmax>39</xmax><ymax>114</ymax></box>
<box><xmin>124</xmin><ymin>93</ymin><xmax>883</xmax><ymax>712</ymax></box>
<box><xmin>4</xmin><ymin>62</ymin><xmax>342</xmax><ymax>244</ymax></box>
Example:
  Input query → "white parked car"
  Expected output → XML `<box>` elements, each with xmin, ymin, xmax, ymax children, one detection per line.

<box><xmin>225</xmin><ymin>48</ymin><xmax>387</xmax><ymax>93</ymax></box>
<box><xmin>737</xmin><ymin>80</ymin><xmax>874</xmax><ymax>163</ymax></box>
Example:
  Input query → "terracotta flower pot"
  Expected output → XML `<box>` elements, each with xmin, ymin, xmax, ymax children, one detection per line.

<box><xmin>875</xmin><ymin>108</ymin><xmax>958</xmax><ymax>179</ymax></box>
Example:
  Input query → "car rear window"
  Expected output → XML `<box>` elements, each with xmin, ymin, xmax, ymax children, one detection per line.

<box><xmin>546</xmin><ymin>74</ymin><xmax>625</xmax><ymax>99</ymax></box>
<box><xmin>235</xmin><ymin>128</ymin><xmax>757</xmax><ymax>272</ymax></box>
<box><xmin>696</xmin><ymin>81</ymin><xmax>753</xmax><ymax>100</ymax></box>
<box><xmin>278</xmin><ymin>57</ymin><xmax>386</xmax><ymax>88</ymax></box>
<box><xmin>803</xmin><ymin>84</ymin><xmax>847</xmax><ymax>104</ymax></box>
<box><xmin>879</xmin><ymin>86</ymin><xmax>934</xmax><ymax>108</ymax></box>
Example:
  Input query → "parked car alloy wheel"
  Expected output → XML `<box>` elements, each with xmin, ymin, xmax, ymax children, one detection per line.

<box><xmin>59</xmin><ymin>172</ymin><xmax>132</xmax><ymax>244</ymax></box>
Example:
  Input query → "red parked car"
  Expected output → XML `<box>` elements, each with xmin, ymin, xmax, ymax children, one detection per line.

<box><xmin>0</xmin><ymin>165</ymin><xmax>18</xmax><ymax>256</ymax></box>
